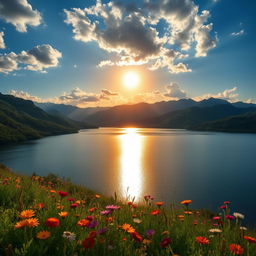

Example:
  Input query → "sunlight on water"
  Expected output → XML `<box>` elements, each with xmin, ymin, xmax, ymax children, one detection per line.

<box><xmin>119</xmin><ymin>128</ymin><xmax>144</xmax><ymax>201</ymax></box>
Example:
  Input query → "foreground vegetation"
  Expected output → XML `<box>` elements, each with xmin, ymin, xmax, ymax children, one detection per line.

<box><xmin>0</xmin><ymin>164</ymin><xmax>255</xmax><ymax>256</ymax></box>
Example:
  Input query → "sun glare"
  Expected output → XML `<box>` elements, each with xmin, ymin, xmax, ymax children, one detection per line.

<box><xmin>123</xmin><ymin>72</ymin><xmax>140</xmax><ymax>89</ymax></box>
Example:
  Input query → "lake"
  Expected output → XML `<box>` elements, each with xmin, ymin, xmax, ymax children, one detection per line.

<box><xmin>0</xmin><ymin>128</ymin><xmax>256</xmax><ymax>223</ymax></box>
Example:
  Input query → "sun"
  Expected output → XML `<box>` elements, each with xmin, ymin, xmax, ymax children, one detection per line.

<box><xmin>123</xmin><ymin>72</ymin><xmax>140</xmax><ymax>89</ymax></box>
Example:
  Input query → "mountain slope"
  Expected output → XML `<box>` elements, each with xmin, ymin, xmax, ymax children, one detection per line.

<box><xmin>0</xmin><ymin>94</ymin><xmax>84</xmax><ymax>144</ymax></box>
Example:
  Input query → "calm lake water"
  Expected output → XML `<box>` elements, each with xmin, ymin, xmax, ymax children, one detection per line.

<box><xmin>1</xmin><ymin>128</ymin><xmax>256</xmax><ymax>223</ymax></box>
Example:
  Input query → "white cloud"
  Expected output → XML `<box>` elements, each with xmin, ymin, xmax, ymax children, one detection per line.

<box><xmin>0</xmin><ymin>44</ymin><xmax>62</xmax><ymax>74</ymax></box>
<box><xmin>231</xmin><ymin>29</ymin><xmax>244</xmax><ymax>37</ymax></box>
<box><xmin>164</xmin><ymin>82</ymin><xmax>187</xmax><ymax>99</ymax></box>
<box><xmin>9</xmin><ymin>90</ymin><xmax>43</xmax><ymax>102</ymax></box>
<box><xmin>0</xmin><ymin>0</ymin><xmax>42</xmax><ymax>32</ymax></box>
<box><xmin>64</xmin><ymin>0</ymin><xmax>217</xmax><ymax>73</ymax></box>
<box><xmin>0</xmin><ymin>31</ymin><xmax>5</xmax><ymax>49</ymax></box>
<box><xmin>194</xmin><ymin>87</ymin><xmax>239</xmax><ymax>102</ymax></box>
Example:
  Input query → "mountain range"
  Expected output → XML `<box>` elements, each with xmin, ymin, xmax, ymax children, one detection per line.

<box><xmin>0</xmin><ymin>93</ymin><xmax>94</xmax><ymax>144</ymax></box>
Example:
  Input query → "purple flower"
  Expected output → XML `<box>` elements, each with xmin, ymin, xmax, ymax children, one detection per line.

<box><xmin>87</xmin><ymin>220</ymin><xmax>98</xmax><ymax>228</ymax></box>
<box><xmin>105</xmin><ymin>205</ymin><xmax>120</xmax><ymax>211</ymax></box>
<box><xmin>100</xmin><ymin>210</ymin><xmax>112</xmax><ymax>216</ymax></box>
<box><xmin>146</xmin><ymin>229</ymin><xmax>156</xmax><ymax>237</ymax></box>
<box><xmin>98</xmin><ymin>228</ymin><xmax>108</xmax><ymax>235</ymax></box>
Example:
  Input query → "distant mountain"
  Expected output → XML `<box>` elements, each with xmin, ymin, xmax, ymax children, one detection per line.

<box><xmin>145</xmin><ymin>104</ymin><xmax>256</xmax><ymax>129</ymax></box>
<box><xmin>193</xmin><ymin>112</ymin><xmax>256</xmax><ymax>133</ymax></box>
<box><xmin>0</xmin><ymin>93</ymin><xmax>93</xmax><ymax>144</ymax></box>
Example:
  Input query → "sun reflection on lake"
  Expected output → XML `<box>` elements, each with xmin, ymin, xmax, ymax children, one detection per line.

<box><xmin>119</xmin><ymin>128</ymin><xmax>144</xmax><ymax>201</ymax></box>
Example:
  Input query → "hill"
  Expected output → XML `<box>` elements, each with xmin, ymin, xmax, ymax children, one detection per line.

<box><xmin>0</xmin><ymin>93</ymin><xmax>92</xmax><ymax>144</ymax></box>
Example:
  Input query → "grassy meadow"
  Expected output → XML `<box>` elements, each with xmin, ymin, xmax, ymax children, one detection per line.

<box><xmin>0</xmin><ymin>163</ymin><xmax>255</xmax><ymax>256</ymax></box>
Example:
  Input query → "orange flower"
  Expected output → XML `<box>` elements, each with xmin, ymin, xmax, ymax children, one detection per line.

<box><xmin>89</xmin><ymin>207</ymin><xmax>97</xmax><ymax>212</ymax></box>
<box><xmin>50</xmin><ymin>190</ymin><xmax>56</xmax><ymax>193</ymax></box>
<box><xmin>131</xmin><ymin>232</ymin><xmax>143</xmax><ymax>242</ymax></box>
<box><xmin>77</xmin><ymin>219</ymin><xmax>90</xmax><ymax>227</ymax></box>
<box><xmin>20</xmin><ymin>210</ymin><xmax>35</xmax><ymax>219</ymax></box>
<box><xmin>230</xmin><ymin>244</ymin><xmax>244</xmax><ymax>255</ymax></box>
<box><xmin>26</xmin><ymin>218</ymin><xmax>39</xmax><ymax>227</ymax></box>
<box><xmin>45</xmin><ymin>217</ymin><xmax>60</xmax><ymax>228</ymax></box>
<box><xmin>244</xmin><ymin>236</ymin><xmax>256</xmax><ymax>243</ymax></box>
<box><xmin>150</xmin><ymin>210</ymin><xmax>160</xmax><ymax>216</ymax></box>
<box><xmin>184</xmin><ymin>211</ymin><xmax>193</xmax><ymax>215</ymax></box>
<box><xmin>155</xmin><ymin>201</ymin><xmax>164</xmax><ymax>207</ymax></box>
<box><xmin>95</xmin><ymin>194</ymin><xmax>101</xmax><ymax>199</ymax></box>
<box><xmin>58</xmin><ymin>211</ymin><xmax>69</xmax><ymax>219</ymax></box>
<box><xmin>196</xmin><ymin>236</ymin><xmax>209</xmax><ymax>245</ymax></box>
<box><xmin>122</xmin><ymin>223</ymin><xmax>135</xmax><ymax>233</ymax></box>
<box><xmin>37</xmin><ymin>231</ymin><xmax>51</xmax><ymax>240</ymax></box>
<box><xmin>178</xmin><ymin>215</ymin><xmax>185</xmax><ymax>220</ymax></box>
<box><xmin>180</xmin><ymin>200</ymin><xmax>192</xmax><ymax>205</ymax></box>
<box><xmin>15</xmin><ymin>220</ymin><xmax>27</xmax><ymax>229</ymax></box>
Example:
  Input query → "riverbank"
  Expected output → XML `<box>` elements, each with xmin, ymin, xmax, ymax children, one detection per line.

<box><xmin>0</xmin><ymin>164</ymin><xmax>255</xmax><ymax>255</ymax></box>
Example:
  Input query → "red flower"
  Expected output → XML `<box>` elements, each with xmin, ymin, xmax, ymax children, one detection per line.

<box><xmin>212</xmin><ymin>216</ymin><xmax>221</xmax><ymax>220</ymax></box>
<box><xmin>89</xmin><ymin>231</ymin><xmax>97</xmax><ymax>238</ymax></box>
<box><xmin>226</xmin><ymin>215</ymin><xmax>235</xmax><ymax>221</ymax></box>
<box><xmin>220</xmin><ymin>205</ymin><xmax>227</xmax><ymax>209</ymax></box>
<box><xmin>150</xmin><ymin>210</ymin><xmax>160</xmax><ymax>215</ymax></box>
<box><xmin>230</xmin><ymin>244</ymin><xmax>244</xmax><ymax>255</ymax></box>
<box><xmin>224</xmin><ymin>201</ymin><xmax>231</xmax><ymax>205</ymax></box>
<box><xmin>45</xmin><ymin>217</ymin><xmax>60</xmax><ymax>227</ymax></box>
<box><xmin>244</xmin><ymin>236</ymin><xmax>256</xmax><ymax>243</ymax></box>
<box><xmin>58</xmin><ymin>191</ymin><xmax>68</xmax><ymax>197</ymax></box>
<box><xmin>160</xmin><ymin>237</ymin><xmax>171</xmax><ymax>248</ymax></box>
<box><xmin>196</xmin><ymin>236</ymin><xmax>209</xmax><ymax>245</ymax></box>
<box><xmin>131</xmin><ymin>232</ymin><xmax>143</xmax><ymax>242</ymax></box>
<box><xmin>70</xmin><ymin>203</ymin><xmax>79</xmax><ymax>209</ymax></box>
<box><xmin>82</xmin><ymin>237</ymin><xmax>95</xmax><ymax>249</ymax></box>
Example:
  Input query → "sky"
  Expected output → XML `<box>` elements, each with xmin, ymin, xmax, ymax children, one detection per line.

<box><xmin>0</xmin><ymin>0</ymin><xmax>255</xmax><ymax>107</ymax></box>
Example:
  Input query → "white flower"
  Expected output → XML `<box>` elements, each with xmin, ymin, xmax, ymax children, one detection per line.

<box><xmin>63</xmin><ymin>231</ymin><xmax>76</xmax><ymax>241</ymax></box>
<box><xmin>233</xmin><ymin>212</ymin><xmax>245</xmax><ymax>219</ymax></box>
<box><xmin>240</xmin><ymin>226</ymin><xmax>247</xmax><ymax>231</ymax></box>
<box><xmin>209</xmin><ymin>228</ymin><xmax>222</xmax><ymax>233</ymax></box>
<box><xmin>133</xmin><ymin>218</ymin><xmax>142</xmax><ymax>224</ymax></box>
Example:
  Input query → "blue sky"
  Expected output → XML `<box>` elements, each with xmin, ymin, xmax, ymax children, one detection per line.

<box><xmin>0</xmin><ymin>0</ymin><xmax>255</xmax><ymax>107</ymax></box>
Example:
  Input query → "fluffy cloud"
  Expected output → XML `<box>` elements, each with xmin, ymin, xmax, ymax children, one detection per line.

<box><xmin>0</xmin><ymin>0</ymin><xmax>42</xmax><ymax>32</ymax></box>
<box><xmin>101</xmin><ymin>89</ymin><xmax>119</xmax><ymax>96</ymax></box>
<box><xmin>195</xmin><ymin>87</ymin><xmax>239</xmax><ymax>102</ymax></box>
<box><xmin>64</xmin><ymin>0</ymin><xmax>217</xmax><ymax>73</ymax></box>
<box><xmin>0</xmin><ymin>31</ymin><xmax>5</xmax><ymax>49</ymax></box>
<box><xmin>0</xmin><ymin>44</ymin><xmax>62</xmax><ymax>74</ymax></box>
<box><xmin>164</xmin><ymin>82</ymin><xmax>187</xmax><ymax>99</ymax></box>
<box><xmin>9</xmin><ymin>90</ymin><xmax>43</xmax><ymax>102</ymax></box>
<box><xmin>231</xmin><ymin>29</ymin><xmax>244</xmax><ymax>37</ymax></box>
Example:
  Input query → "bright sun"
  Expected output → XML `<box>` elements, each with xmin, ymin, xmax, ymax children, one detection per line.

<box><xmin>123</xmin><ymin>72</ymin><xmax>140</xmax><ymax>89</ymax></box>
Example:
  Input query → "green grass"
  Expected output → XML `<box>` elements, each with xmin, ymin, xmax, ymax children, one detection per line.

<box><xmin>0</xmin><ymin>163</ymin><xmax>254</xmax><ymax>256</ymax></box>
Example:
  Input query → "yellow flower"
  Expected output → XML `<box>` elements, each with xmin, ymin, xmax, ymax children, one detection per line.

<box><xmin>20</xmin><ymin>210</ymin><xmax>35</xmax><ymax>219</ymax></box>
<box><xmin>26</xmin><ymin>218</ymin><xmax>39</xmax><ymax>227</ymax></box>
<box><xmin>58</xmin><ymin>211</ymin><xmax>69</xmax><ymax>219</ymax></box>
<box><xmin>122</xmin><ymin>223</ymin><xmax>135</xmax><ymax>233</ymax></box>
<box><xmin>37</xmin><ymin>231</ymin><xmax>51</xmax><ymax>240</ymax></box>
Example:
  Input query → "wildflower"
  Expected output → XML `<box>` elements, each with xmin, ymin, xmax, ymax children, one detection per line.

<box><xmin>87</xmin><ymin>220</ymin><xmax>98</xmax><ymax>228</ymax></box>
<box><xmin>220</xmin><ymin>205</ymin><xmax>227</xmax><ymax>209</ymax></box>
<box><xmin>105</xmin><ymin>205</ymin><xmax>120</xmax><ymax>211</ymax></box>
<box><xmin>50</xmin><ymin>190</ymin><xmax>56</xmax><ymax>193</ymax></box>
<box><xmin>180</xmin><ymin>200</ymin><xmax>192</xmax><ymax>206</ymax></box>
<box><xmin>89</xmin><ymin>207</ymin><xmax>97</xmax><ymax>212</ymax></box>
<box><xmin>20</xmin><ymin>210</ymin><xmax>35</xmax><ymax>219</ymax></box>
<box><xmin>150</xmin><ymin>210</ymin><xmax>160</xmax><ymax>215</ymax></box>
<box><xmin>15</xmin><ymin>220</ymin><xmax>27</xmax><ymax>229</ymax></box>
<box><xmin>184</xmin><ymin>211</ymin><xmax>193</xmax><ymax>215</ymax></box>
<box><xmin>68</xmin><ymin>197</ymin><xmax>76</xmax><ymax>202</ymax></box>
<box><xmin>56</xmin><ymin>204</ymin><xmax>64</xmax><ymax>210</ymax></box>
<box><xmin>131</xmin><ymin>232</ymin><xmax>143</xmax><ymax>242</ymax></box>
<box><xmin>37</xmin><ymin>231</ymin><xmax>51</xmax><ymax>240</ymax></box>
<box><xmin>178</xmin><ymin>215</ymin><xmax>185</xmax><ymax>220</ymax></box>
<box><xmin>63</xmin><ymin>231</ymin><xmax>76</xmax><ymax>241</ymax></box>
<box><xmin>58</xmin><ymin>211</ymin><xmax>69</xmax><ymax>219</ymax></box>
<box><xmin>155</xmin><ymin>201</ymin><xmax>164</xmax><ymax>207</ymax></box>
<box><xmin>160</xmin><ymin>237</ymin><xmax>171</xmax><ymax>248</ymax></box>
<box><xmin>224</xmin><ymin>201</ymin><xmax>231</xmax><ymax>205</ymax></box>
<box><xmin>26</xmin><ymin>218</ymin><xmax>39</xmax><ymax>227</ymax></box>
<box><xmin>196</xmin><ymin>236</ymin><xmax>209</xmax><ymax>245</ymax></box>
<box><xmin>144</xmin><ymin>195</ymin><xmax>154</xmax><ymax>201</ymax></box>
<box><xmin>100</xmin><ymin>210</ymin><xmax>112</xmax><ymax>216</ymax></box>
<box><xmin>233</xmin><ymin>212</ymin><xmax>245</xmax><ymax>219</ymax></box>
<box><xmin>133</xmin><ymin>218</ymin><xmax>142</xmax><ymax>224</ymax></box>
<box><xmin>146</xmin><ymin>229</ymin><xmax>155</xmax><ymax>237</ymax></box>
<box><xmin>209</xmin><ymin>228</ymin><xmax>222</xmax><ymax>234</ymax></box>
<box><xmin>95</xmin><ymin>194</ymin><xmax>101</xmax><ymax>198</ymax></box>
<box><xmin>122</xmin><ymin>223</ymin><xmax>135</xmax><ymax>233</ymax></box>
<box><xmin>229</xmin><ymin>244</ymin><xmax>244</xmax><ymax>255</ymax></box>
<box><xmin>240</xmin><ymin>227</ymin><xmax>247</xmax><ymax>231</ymax></box>
<box><xmin>161</xmin><ymin>231</ymin><xmax>170</xmax><ymax>236</ymax></box>
<box><xmin>86</xmin><ymin>216</ymin><xmax>94</xmax><ymax>221</ymax></box>
<box><xmin>212</xmin><ymin>216</ymin><xmax>221</xmax><ymax>220</ymax></box>
<box><xmin>143</xmin><ymin>239</ymin><xmax>151</xmax><ymax>245</ymax></box>
<box><xmin>58</xmin><ymin>191</ymin><xmax>68</xmax><ymax>197</ymax></box>
<box><xmin>37</xmin><ymin>203</ymin><xmax>45</xmax><ymax>209</ymax></box>
<box><xmin>70</xmin><ymin>203</ymin><xmax>79</xmax><ymax>209</ymax></box>
<box><xmin>89</xmin><ymin>231</ymin><xmax>97</xmax><ymax>238</ymax></box>
<box><xmin>244</xmin><ymin>236</ymin><xmax>256</xmax><ymax>243</ymax></box>
<box><xmin>45</xmin><ymin>217</ymin><xmax>60</xmax><ymax>228</ymax></box>
<box><xmin>82</xmin><ymin>237</ymin><xmax>95</xmax><ymax>249</ymax></box>
<box><xmin>77</xmin><ymin>219</ymin><xmax>90</xmax><ymax>227</ymax></box>
<box><xmin>226</xmin><ymin>215</ymin><xmax>235</xmax><ymax>221</ymax></box>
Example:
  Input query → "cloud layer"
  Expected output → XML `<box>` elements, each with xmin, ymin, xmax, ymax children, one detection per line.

<box><xmin>64</xmin><ymin>0</ymin><xmax>217</xmax><ymax>73</ymax></box>
<box><xmin>0</xmin><ymin>31</ymin><xmax>5</xmax><ymax>49</ymax></box>
<box><xmin>0</xmin><ymin>44</ymin><xmax>62</xmax><ymax>74</ymax></box>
